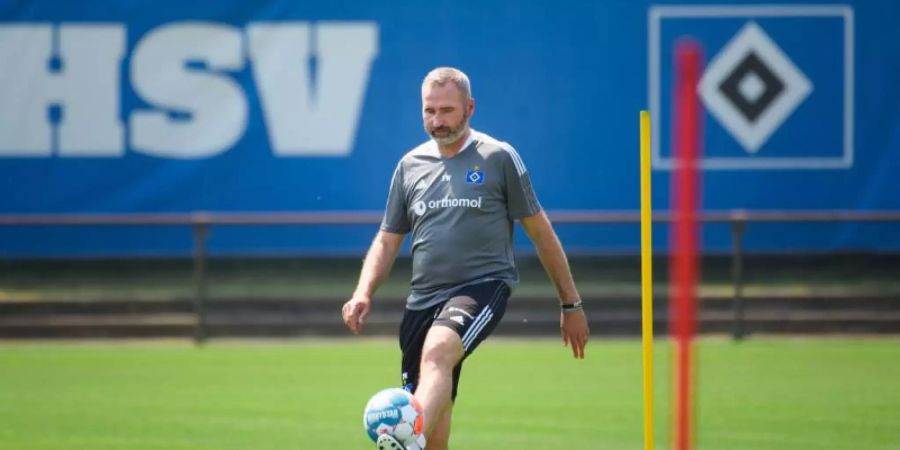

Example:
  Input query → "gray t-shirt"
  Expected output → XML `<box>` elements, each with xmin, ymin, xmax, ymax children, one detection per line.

<box><xmin>380</xmin><ymin>129</ymin><xmax>542</xmax><ymax>310</ymax></box>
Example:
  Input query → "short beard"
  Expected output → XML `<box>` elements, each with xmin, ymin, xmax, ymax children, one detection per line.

<box><xmin>427</xmin><ymin>113</ymin><xmax>469</xmax><ymax>147</ymax></box>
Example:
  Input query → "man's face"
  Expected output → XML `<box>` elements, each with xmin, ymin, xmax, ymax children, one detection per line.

<box><xmin>422</xmin><ymin>83</ymin><xmax>473</xmax><ymax>146</ymax></box>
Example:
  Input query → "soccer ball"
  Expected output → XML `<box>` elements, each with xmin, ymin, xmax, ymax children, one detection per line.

<box><xmin>363</xmin><ymin>388</ymin><xmax>426</xmax><ymax>449</ymax></box>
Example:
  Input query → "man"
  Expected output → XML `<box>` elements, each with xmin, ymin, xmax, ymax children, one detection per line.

<box><xmin>342</xmin><ymin>67</ymin><xmax>589</xmax><ymax>450</ymax></box>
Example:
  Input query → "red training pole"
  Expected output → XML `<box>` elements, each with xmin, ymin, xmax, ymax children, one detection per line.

<box><xmin>671</xmin><ymin>39</ymin><xmax>703</xmax><ymax>450</ymax></box>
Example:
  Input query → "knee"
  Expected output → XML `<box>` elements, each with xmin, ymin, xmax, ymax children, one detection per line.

<box><xmin>421</xmin><ymin>335</ymin><xmax>462</xmax><ymax>371</ymax></box>
<box><xmin>421</xmin><ymin>342</ymin><xmax>456</xmax><ymax>370</ymax></box>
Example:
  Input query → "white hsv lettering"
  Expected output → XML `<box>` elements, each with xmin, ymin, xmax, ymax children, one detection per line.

<box><xmin>130</xmin><ymin>23</ymin><xmax>247</xmax><ymax>159</ymax></box>
<box><xmin>0</xmin><ymin>24</ymin><xmax>125</xmax><ymax>156</ymax></box>
<box><xmin>248</xmin><ymin>22</ymin><xmax>378</xmax><ymax>156</ymax></box>
<box><xmin>0</xmin><ymin>20</ymin><xmax>378</xmax><ymax>159</ymax></box>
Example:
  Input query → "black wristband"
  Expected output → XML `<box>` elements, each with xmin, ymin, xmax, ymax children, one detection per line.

<box><xmin>561</xmin><ymin>300</ymin><xmax>583</xmax><ymax>312</ymax></box>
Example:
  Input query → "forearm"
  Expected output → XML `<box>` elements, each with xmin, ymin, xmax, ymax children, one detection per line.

<box><xmin>533</xmin><ymin>231</ymin><xmax>581</xmax><ymax>303</ymax></box>
<box><xmin>353</xmin><ymin>231</ymin><xmax>403</xmax><ymax>298</ymax></box>
<box><xmin>523</xmin><ymin>213</ymin><xmax>581</xmax><ymax>304</ymax></box>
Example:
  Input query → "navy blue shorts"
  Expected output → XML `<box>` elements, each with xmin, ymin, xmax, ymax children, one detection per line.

<box><xmin>398</xmin><ymin>280</ymin><xmax>510</xmax><ymax>401</ymax></box>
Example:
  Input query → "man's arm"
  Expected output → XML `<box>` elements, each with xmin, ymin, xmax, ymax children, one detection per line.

<box><xmin>520</xmin><ymin>210</ymin><xmax>590</xmax><ymax>358</ymax></box>
<box><xmin>342</xmin><ymin>230</ymin><xmax>405</xmax><ymax>334</ymax></box>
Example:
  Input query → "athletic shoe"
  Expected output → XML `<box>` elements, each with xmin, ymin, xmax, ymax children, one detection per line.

<box><xmin>376</xmin><ymin>434</ymin><xmax>405</xmax><ymax>450</ymax></box>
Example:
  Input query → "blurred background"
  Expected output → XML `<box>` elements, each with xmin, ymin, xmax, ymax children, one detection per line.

<box><xmin>0</xmin><ymin>1</ymin><xmax>898</xmax><ymax>449</ymax></box>
<box><xmin>0</xmin><ymin>0</ymin><xmax>897</xmax><ymax>339</ymax></box>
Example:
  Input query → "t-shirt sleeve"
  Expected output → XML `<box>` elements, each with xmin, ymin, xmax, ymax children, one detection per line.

<box><xmin>501</xmin><ymin>145</ymin><xmax>542</xmax><ymax>220</ymax></box>
<box><xmin>380</xmin><ymin>162</ymin><xmax>411</xmax><ymax>234</ymax></box>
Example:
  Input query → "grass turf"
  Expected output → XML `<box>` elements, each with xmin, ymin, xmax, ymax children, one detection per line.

<box><xmin>0</xmin><ymin>338</ymin><xmax>898</xmax><ymax>450</ymax></box>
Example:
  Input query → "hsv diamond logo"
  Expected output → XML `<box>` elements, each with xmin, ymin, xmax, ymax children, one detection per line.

<box><xmin>699</xmin><ymin>22</ymin><xmax>813</xmax><ymax>153</ymax></box>
<box><xmin>649</xmin><ymin>5</ymin><xmax>854</xmax><ymax>170</ymax></box>
<box><xmin>466</xmin><ymin>167</ymin><xmax>484</xmax><ymax>184</ymax></box>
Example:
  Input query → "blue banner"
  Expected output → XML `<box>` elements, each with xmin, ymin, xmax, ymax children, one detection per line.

<box><xmin>0</xmin><ymin>1</ymin><xmax>898</xmax><ymax>256</ymax></box>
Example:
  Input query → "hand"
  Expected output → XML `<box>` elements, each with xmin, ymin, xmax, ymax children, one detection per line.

<box><xmin>342</xmin><ymin>295</ymin><xmax>371</xmax><ymax>335</ymax></box>
<box><xmin>560</xmin><ymin>309</ymin><xmax>589</xmax><ymax>359</ymax></box>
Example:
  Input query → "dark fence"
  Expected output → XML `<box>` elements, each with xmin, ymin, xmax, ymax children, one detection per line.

<box><xmin>2</xmin><ymin>210</ymin><xmax>899</xmax><ymax>343</ymax></box>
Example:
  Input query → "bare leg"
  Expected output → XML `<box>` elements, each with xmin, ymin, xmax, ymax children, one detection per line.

<box><xmin>416</xmin><ymin>326</ymin><xmax>463</xmax><ymax>449</ymax></box>
<box><xmin>427</xmin><ymin>404</ymin><xmax>453</xmax><ymax>450</ymax></box>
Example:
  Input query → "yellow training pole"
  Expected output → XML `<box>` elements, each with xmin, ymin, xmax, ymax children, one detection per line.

<box><xmin>640</xmin><ymin>110</ymin><xmax>655</xmax><ymax>450</ymax></box>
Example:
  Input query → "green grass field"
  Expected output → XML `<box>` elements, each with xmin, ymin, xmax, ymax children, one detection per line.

<box><xmin>1</xmin><ymin>338</ymin><xmax>898</xmax><ymax>450</ymax></box>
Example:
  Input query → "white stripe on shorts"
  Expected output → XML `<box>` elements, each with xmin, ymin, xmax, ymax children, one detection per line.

<box><xmin>459</xmin><ymin>283</ymin><xmax>503</xmax><ymax>345</ymax></box>
<box><xmin>460</xmin><ymin>284</ymin><xmax>505</xmax><ymax>351</ymax></box>
<box><xmin>463</xmin><ymin>310</ymin><xmax>493</xmax><ymax>351</ymax></box>
<box><xmin>460</xmin><ymin>306</ymin><xmax>491</xmax><ymax>346</ymax></box>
